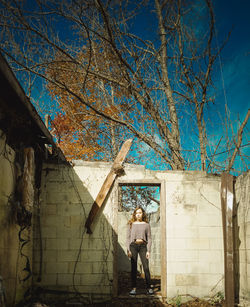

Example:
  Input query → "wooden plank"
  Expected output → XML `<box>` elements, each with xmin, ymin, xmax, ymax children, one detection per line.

<box><xmin>85</xmin><ymin>139</ymin><xmax>133</xmax><ymax>234</ymax></box>
<box><xmin>221</xmin><ymin>172</ymin><xmax>235</xmax><ymax>307</ymax></box>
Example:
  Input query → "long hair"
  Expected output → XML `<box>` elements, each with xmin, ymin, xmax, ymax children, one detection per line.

<box><xmin>128</xmin><ymin>206</ymin><xmax>148</xmax><ymax>226</ymax></box>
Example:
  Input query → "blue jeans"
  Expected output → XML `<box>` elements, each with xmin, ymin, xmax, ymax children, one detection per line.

<box><xmin>130</xmin><ymin>242</ymin><xmax>151</xmax><ymax>288</ymax></box>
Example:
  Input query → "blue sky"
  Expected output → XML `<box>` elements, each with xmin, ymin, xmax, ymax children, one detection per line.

<box><xmin>8</xmin><ymin>0</ymin><xmax>248</xmax><ymax>172</ymax></box>
<box><xmin>213</xmin><ymin>0</ymin><xmax>250</xmax><ymax>114</ymax></box>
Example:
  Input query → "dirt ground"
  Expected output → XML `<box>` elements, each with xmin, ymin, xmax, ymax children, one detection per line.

<box><xmin>22</xmin><ymin>273</ymin><xmax>225</xmax><ymax>307</ymax></box>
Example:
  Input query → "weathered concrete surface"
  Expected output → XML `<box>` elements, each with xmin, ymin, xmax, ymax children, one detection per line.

<box><xmin>235</xmin><ymin>171</ymin><xmax>250</xmax><ymax>306</ymax></box>
<box><xmin>34</xmin><ymin>161</ymin><xmax>224</xmax><ymax>303</ymax></box>
<box><xmin>0</xmin><ymin>130</ymin><xmax>33</xmax><ymax>306</ymax></box>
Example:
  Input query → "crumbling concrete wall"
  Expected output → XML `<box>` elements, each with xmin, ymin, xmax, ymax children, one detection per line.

<box><xmin>235</xmin><ymin>171</ymin><xmax>250</xmax><ymax>305</ymax></box>
<box><xmin>0</xmin><ymin>130</ymin><xmax>33</xmax><ymax>306</ymax></box>
<box><xmin>35</xmin><ymin>161</ymin><xmax>224</xmax><ymax>302</ymax></box>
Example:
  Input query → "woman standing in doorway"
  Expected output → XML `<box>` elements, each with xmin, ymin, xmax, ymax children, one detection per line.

<box><xmin>126</xmin><ymin>207</ymin><xmax>154</xmax><ymax>295</ymax></box>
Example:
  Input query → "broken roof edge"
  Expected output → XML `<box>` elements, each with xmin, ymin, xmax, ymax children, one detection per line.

<box><xmin>0</xmin><ymin>52</ymin><xmax>67</xmax><ymax>162</ymax></box>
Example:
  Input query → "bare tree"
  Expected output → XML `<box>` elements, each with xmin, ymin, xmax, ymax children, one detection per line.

<box><xmin>0</xmin><ymin>0</ymin><xmax>248</xmax><ymax>171</ymax></box>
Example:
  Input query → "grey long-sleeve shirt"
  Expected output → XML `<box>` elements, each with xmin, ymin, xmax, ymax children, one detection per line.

<box><xmin>126</xmin><ymin>222</ymin><xmax>152</xmax><ymax>252</ymax></box>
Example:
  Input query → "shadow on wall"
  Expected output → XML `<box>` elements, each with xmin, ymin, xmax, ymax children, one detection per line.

<box><xmin>32</xmin><ymin>162</ymin><xmax>131</xmax><ymax>305</ymax></box>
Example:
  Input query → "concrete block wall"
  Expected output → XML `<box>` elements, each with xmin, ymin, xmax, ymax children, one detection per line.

<box><xmin>235</xmin><ymin>171</ymin><xmax>250</xmax><ymax>305</ymax></box>
<box><xmin>33</xmin><ymin>162</ymin><xmax>116</xmax><ymax>302</ymax></box>
<box><xmin>159</xmin><ymin>172</ymin><xmax>224</xmax><ymax>298</ymax></box>
<box><xmin>35</xmin><ymin>161</ymin><xmax>224</xmax><ymax>302</ymax></box>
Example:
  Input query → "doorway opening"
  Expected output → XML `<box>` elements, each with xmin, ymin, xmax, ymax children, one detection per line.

<box><xmin>115</xmin><ymin>180</ymin><xmax>166</xmax><ymax>298</ymax></box>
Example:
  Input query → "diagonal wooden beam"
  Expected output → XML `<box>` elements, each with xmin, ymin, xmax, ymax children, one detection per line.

<box><xmin>85</xmin><ymin>139</ymin><xmax>133</xmax><ymax>234</ymax></box>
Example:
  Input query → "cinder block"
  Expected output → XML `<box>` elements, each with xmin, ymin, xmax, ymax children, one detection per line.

<box><xmin>199</xmin><ymin>227</ymin><xmax>222</xmax><ymax>238</ymax></box>
<box><xmin>57</xmin><ymin>227</ymin><xmax>82</xmax><ymax>239</ymax></box>
<box><xmin>186</xmin><ymin>238</ymin><xmax>210</xmax><ymax>250</ymax></box>
<box><xmin>81</xmin><ymin>250</ymin><xmax>103</xmax><ymax>262</ymax></box>
<box><xmin>42</xmin><ymin>226</ymin><xmax>57</xmax><ymax>238</ymax></box>
<box><xmin>199</xmin><ymin>274</ymin><xmax>223</xmax><ymax>287</ymax></box>
<box><xmin>209</xmin><ymin>262</ymin><xmax>223</xmax><ymax>274</ymax></box>
<box><xmin>198</xmin><ymin>250</ymin><xmax>222</xmax><ymax>263</ymax></box>
<box><xmin>46</xmin><ymin>189</ymin><xmax>69</xmax><ymax>203</ymax></box>
<box><xmin>175</xmin><ymin>274</ymin><xmax>199</xmax><ymax>286</ymax></box>
<box><xmin>80</xmin><ymin>273</ymin><xmax>103</xmax><ymax>286</ymax></box>
<box><xmin>57</xmin><ymin>273</ymin><xmax>81</xmax><ymax>286</ymax></box>
<box><xmin>43</xmin><ymin>250</ymin><xmax>57</xmax><ymax>262</ymax></box>
<box><xmin>167</xmin><ymin>238</ymin><xmax>187</xmax><ymax>250</ymax></box>
<box><xmin>198</xmin><ymin>214</ymin><xmax>222</xmax><ymax>227</ymax></box>
<box><xmin>58</xmin><ymin>250</ymin><xmax>79</xmax><ymax>262</ymax></box>
<box><xmin>92</xmin><ymin>261</ymin><xmax>113</xmax><ymax>274</ymax></box>
<box><xmin>46</xmin><ymin>238</ymin><xmax>69</xmax><ymax>250</ymax></box>
<box><xmin>68</xmin><ymin>261</ymin><xmax>92</xmax><ymax>274</ymax></box>
<box><xmin>209</xmin><ymin>238</ymin><xmax>223</xmax><ymax>249</ymax></box>
<box><xmin>58</xmin><ymin>203</ymin><xmax>83</xmax><ymax>217</ymax></box>
<box><xmin>69</xmin><ymin>238</ymin><xmax>83</xmax><ymax>250</ymax></box>
<box><xmin>168</xmin><ymin>250</ymin><xmax>199</xmax><ymax>261</ymax></box>
<box><xmin>42</xmin><ymin>215</ymin><xmax>71</xmax><ymax>228</ymax></box>
<box><xmin>44</xmin><ymin>205</ymin><xmax>57</xmax><ymax>215</ymax></box>
<box><xmin>46</xmin><ymin>262</ymin><xmax>69</xmax><ymax>274</ymax></box>
<box><xmin>167</xmin><ymin>227</ymin><xmax>198</xmax><ymax>239</ymax></box>
<box><xmin>35</xmin><ymin>273</ymin><xmax>57</xmax><ymax>286</ymax></box>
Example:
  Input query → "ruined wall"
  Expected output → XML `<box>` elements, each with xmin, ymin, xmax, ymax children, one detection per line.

<box><xmin>0</xmin><ymin>130</ymin><xmax>33</xmax><ymax>306</ymax></box>
<box><xmin>33</xmin><ymin>162</ymin><xmax>116</xmax><ymax>303</ymax></box>
<box><xmin>162</xmin><ymin>171</ymin><xmax>223</xmax><ymax>298</ymax></box>
<box><xmin>35</xmin><ymin>161</ymin><xmax>224</xmax><ymax>302</ymax></box>
<box><xmin>235</xmin><ymin>171</ymin><xmax>250</xmax><ymax>305</ymax></box>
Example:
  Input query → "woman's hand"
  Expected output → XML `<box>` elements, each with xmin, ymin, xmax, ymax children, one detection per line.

<box><xmin>127</xmin><ymin>251</ymin><xmax>132</xmax><ymax>258</ymax></box>
<box><xmin>146</xmin><ymin>252</ymin><xmax>150</xmax><ymax>259</ymax></box>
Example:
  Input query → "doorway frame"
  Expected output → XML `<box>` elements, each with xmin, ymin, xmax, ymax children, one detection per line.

<box><xmin>112</xmin><ymin>179</ymin><xmax>166</xmax><ymax>299</ymax></box>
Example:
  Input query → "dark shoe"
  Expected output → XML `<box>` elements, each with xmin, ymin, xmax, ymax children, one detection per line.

<box><xmin>147</xmin><ymin>288</ymin><xmax>154</xmax><ymax>295</ymax></box>
<box><xmin>129</xmin><ymin>289</ymin><xmax>136</xmax><ymax>296</ymax></box>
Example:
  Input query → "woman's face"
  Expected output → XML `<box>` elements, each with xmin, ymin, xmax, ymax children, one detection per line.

<box><xmin>135</xmin><ymin>208</ymin><xmax>143</xmax><ymax>221</ymax></box>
